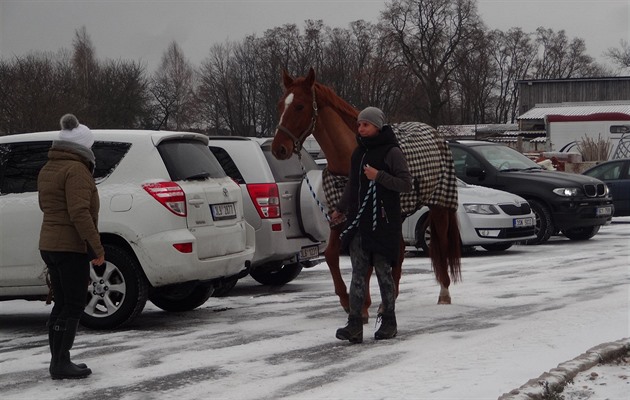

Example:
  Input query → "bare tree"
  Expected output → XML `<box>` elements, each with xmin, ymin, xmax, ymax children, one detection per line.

<box><xmin>150</xmin><ymin>41</ymin><xmax>195</xmax><ymax>130</ymax></box>
<box><xmin>0</xmin><ymin>52</ymin><xmax>75</xmax><ymax>134</ymax></box>
<box><xmin>489</xmin><ymin>28</ymin><xmax>536</xmax><ymax>123</ymax></box>
<box><xmin>382</xmin><ymin>0</ymin><xmax>483</xmax><ymax>126</ymax></box>
<box><xmin>605</xmin><ymin>39</ymin><xmax>630</xmax><ymax>69</ymax></box>
<box><xmin>532</xmin><ymin>28</ymin><xmax>606</xmax><ymax>79</ymax></box>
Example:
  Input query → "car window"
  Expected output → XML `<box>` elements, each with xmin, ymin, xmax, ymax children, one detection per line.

<box><xmin>450</xmin><ymin>146</ymin><xmax>481</xmax><ymax>176</ymax></box>
<box><xmin>158</xmin><ymin>139</ymin><xmax>226</xmax><ymax>181</ymax></box>
<box><xmin>0</xmin><ymin>140</ymin><xmax>133</xmax><ymax>194</ymax></box>
<box><xmin>0</xmin><ymin>141</ymin><xmax>51</xmax><ymax>195</ymax></box>
<box><xmin>584</xmin><ymin>161</ymin><xmax>623</xmax><ymax>180</ymax></box>
<box><xmin>476</xmin><ymin>144</ymin><xmax>539</xmax><ymax>170</ymax></box>
<box><xmin>260</xmin><ymin>143</ymin><xmax>317</xmax><ymax>182</ymax></box>
<box><xmin>209</xmin><ymin>146</ymin><xmax>246</xmax><ymax>184</ymax></box>
<box><xmin>92</xmin><ymin>142</ymin><xmax>131</xmax><ymax>181</ymax></box>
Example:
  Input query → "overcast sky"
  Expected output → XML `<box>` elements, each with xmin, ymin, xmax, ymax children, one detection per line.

<box><xmin>1</xmin><ymin>0</ymin><xmax>628</xmax><ymax>73</ymax></box>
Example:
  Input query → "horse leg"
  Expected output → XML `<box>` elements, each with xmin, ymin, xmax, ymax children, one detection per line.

<box><xmin>393</xmin><ymin>237</ymin><xmax>405</xmax><ymax>298</ymax></box>
<box><xmin>438</xmin><ymin>283</ymin><xmax>451</xmax><ymax>304</ymax></box>
<box><xmin>324</xmin><ymin>229</ymin><xmax>350</xmax><ymax>312</ymax></box>
<box><xmin>428</xmin><ymin>207</ymin><xmax>455</xmax><ymax>304</ymax></box>
<box><xmin>362</xmin><ymin>268</ymin><xmax>372</xmax><ymax>324</ymax></box>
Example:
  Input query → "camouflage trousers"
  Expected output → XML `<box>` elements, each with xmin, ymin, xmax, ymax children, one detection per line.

<box><xmin>348</xmin><ymin>233</ymin><xmax>396</xmax><ymax>319</ymax></box>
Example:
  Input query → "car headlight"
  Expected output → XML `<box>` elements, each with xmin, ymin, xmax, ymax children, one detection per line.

<box><xmin>463</xmin><ymin>204</ymin><xmax>499</xmax><ymax>214</ymax></box>
<box><xmin>553</xmin><ymin>187</ymin><xmax>579</xmax><ymax>197</ymax></box>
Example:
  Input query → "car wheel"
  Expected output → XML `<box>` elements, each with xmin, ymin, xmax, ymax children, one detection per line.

<box><xmin>249</xmin><ymin>261</ymin><xmax>303</xmax><ymax>286</ymax></box>
<box><xmin>211</xmin><ymin>278</ymin><xmax>239</xmax><ymax>297</ymax></box>
<box><xmin>149</xmin><ymin>283</ymin><xmax>215</xmax><ymax>312</ymax></box>
<box><xmin>481</xmin><ymin>242</ymin><xmax>513</xmax><ymax>252</ymax></box>
<box><xmin>415</xmin><ymin>216</ymin><xmax>431</xmax><ymax>254</ymax></box>
<box><xmin>562</xmin><ymin>225</ymin><xmax>601</xmax><ymax>241</ymax></box>
<box><xmin>524</xmin><ymin>199</ymin><xmax>554</xmax><ymax>245</ymax></box>
<box><xmin>82</xmin><ymin>244</ymin><xmax>148</xmax><ymax>330</ymax></box>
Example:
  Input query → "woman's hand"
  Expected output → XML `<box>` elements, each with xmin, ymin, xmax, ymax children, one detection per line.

<box><xmin>92</xmin><ymin>255</ymin><xmax>105</xmax><ymax>267</ymax></box>
<box><xmin>363</xmin><ymin>164</ymin><xmax>378</xmax><ymax>180</ymax></box>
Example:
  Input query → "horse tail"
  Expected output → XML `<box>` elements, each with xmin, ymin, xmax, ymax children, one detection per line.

<box><xmin>428</xmin><ymin>205</ymin><xmax>462</xmax><ymax>286</ymax></box>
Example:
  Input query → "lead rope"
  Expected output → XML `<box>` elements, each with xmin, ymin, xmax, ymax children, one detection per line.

<box><xmin>340</xmin><ymin>180</ymin><xmax>376</xmax><ymax>239</ymax></box>
<box><xmin>298</xmin><ymin>152</ymin><xmax>331</xmax><ymax>222</ymax></box>
<box><xmin>296</xmin><ymin>152</ymin><xmax>377</xmax><ymax>233</ymax></box>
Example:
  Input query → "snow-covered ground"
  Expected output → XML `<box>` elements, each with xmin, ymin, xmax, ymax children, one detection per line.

<box><xmin>1</xmin><ymin>218</ymin><xmax>629</xmax><ymax>400</ymax></box>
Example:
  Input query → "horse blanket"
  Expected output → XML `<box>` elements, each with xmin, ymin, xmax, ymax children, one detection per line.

<box><xmin>321</xmin><ymin>122</ymin><xmax>458</xmax><ymax>217</ymax></box>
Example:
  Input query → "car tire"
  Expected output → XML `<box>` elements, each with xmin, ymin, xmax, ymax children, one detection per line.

<box><xmin>524</xmin><ymin>199</ymin><xmax>554</xmax><ymax>245</ymax></box>
<box><xmin>82</xmin><ymin>244</ymin><xmax>149</xmax><ymax>330</ymax></box>
<box><xmin>481</xmin><ymin>242</ymin><xmax>513</xmax><ymax>252</ymax></box>
<box><xmin>562</xmin><ymin>225</ymin><xmax>601</xmax><ymax>241</ymax></box>
<box><xmin>415</xmin><ymin>216</ymin><xmax>431</xmax><ymax>254</ymax></box>
<box><xmin>149</xmin><ymin>283</ymin><xmax>215</xmax><ymax>312</ymax></box>
<box><xmin>211</xmin><ymin>278</ymin><xmax>239</xmax><ymax>297</ymax></box>
<box><xmin>249</xmin><ymin>261</ymin><xmax>303</xmax><ymax>286</ymax></box>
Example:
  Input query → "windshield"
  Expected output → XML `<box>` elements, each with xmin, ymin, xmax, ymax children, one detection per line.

<box><xmin>476</xmin><ymin>144</ymin><xmax>541</xmax><ymax>171</ymax></box>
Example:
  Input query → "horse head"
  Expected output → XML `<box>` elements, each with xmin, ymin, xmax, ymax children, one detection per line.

<box><xmin>272</xmin><ymin>68</ymin><xmax>318</xmax><ymax>160</ymax></box>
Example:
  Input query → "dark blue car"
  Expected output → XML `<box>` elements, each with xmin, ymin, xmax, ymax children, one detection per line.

<box><xmin>583</xmin><ymin>159</ymin><xmax>630</xmax><ymax>216</ymax></box>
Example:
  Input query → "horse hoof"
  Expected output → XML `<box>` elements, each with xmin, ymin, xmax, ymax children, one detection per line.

<box><xmin>437</xmin><ymin>296</ymin><xmax>451</xmax><ymax>305</ymax></box>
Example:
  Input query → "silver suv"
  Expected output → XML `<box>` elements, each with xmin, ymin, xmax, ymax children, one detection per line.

<box><xmin>0</xmin><ymin>130</ymin><xmax>255</xmax><ymax>329</ymax></box>
<box><xmin>208</xmin><ymin>137</ymin><xmax>328</xmax><ymax>293</ymax></box>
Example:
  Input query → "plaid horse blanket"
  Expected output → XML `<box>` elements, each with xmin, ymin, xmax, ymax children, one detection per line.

<box><xmin>322</xmin><ymin>122</ymin><xmax>458</xmax><ymax>216</ymax></box>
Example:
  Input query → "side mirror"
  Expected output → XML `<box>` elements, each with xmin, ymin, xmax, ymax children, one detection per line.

<box><xmin>466</xmin><ymin>166</ymin><xmax>485</xmax><ymax>179</ymax></box>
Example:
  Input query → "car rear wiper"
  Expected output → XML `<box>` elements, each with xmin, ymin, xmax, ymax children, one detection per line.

<box><xmin>522</xmin><ymin>166</ymin><xmax>544</xmax><ymax>171</ymax></box>
<box><xmin>185</xmin><ymin>172</ymin><xmax>211</xmax><ymax>180</ymax></box>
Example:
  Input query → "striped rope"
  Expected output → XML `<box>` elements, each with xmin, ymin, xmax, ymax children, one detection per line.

<box><xmin>298</xmin><ymin>153</ymin><xmax>330</xmax><ymax>222</ymax></box>
<box><xmin>340</xmin><ymin>180</ymin><xmax>376</xmax><ymax>238</ymax></box>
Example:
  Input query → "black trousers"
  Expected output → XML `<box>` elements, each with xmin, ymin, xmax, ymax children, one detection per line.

<box><xmin>41</xmin><ymin>251</ymin><xmax>90</xmax><ymax>322</ymax></box>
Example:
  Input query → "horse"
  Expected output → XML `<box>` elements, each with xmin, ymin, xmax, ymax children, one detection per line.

<box><xmin>272</xmin><ymin>68</ymin><xmax>461</xmax><ymax>322</ymax></box>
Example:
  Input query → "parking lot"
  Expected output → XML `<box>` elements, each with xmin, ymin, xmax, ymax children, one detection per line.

<box><xmin>1</xmin><ymin>218</ymin><xmax>628</xmax><ymax>400</ymax></box>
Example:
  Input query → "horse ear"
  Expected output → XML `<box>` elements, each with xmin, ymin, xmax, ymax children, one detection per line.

<box><xmin>282</xmin><ymin>70</ymin><xmax>294</xmax><ymax>88</ymax></box>
<box><xmin>305</xmin><ymin>67</ymin><xmax>316</xmax><ymax>87</ymax></box>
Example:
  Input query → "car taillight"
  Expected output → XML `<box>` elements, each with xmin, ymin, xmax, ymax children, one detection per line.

<box><xmin>247</xmin><ymin>183</ymin><xmax>280</xmax><ymax>219</ymax></box>
<box><xmin>142</xmin><ymin>181</ymin><xmax>187</xmax><ymax>216</ymax></box>
<box><xmin>173</xmin><ymin>243</ymin><xmax>193</xmax><ymax>253</ymax></box>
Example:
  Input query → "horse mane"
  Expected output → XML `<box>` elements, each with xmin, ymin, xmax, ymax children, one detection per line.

<box><xmin>313</xmin><ymin>82</ymin><xmax>359</xmax><ymax>131</ymax></box>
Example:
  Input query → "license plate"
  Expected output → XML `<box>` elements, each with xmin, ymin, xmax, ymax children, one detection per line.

<box><xmin>299</xmin><ymin>245</ymin><xmax>319</xmax><ymax>260</ymax></box>
<box><xmin>513</xmin><ymin>217</ymin><xmax>534</xmax><ymax>227</ymax></box>
<box><xmin>596</xmin><ymin>206</ymin><xmax>612</xmax><ymax>216</ymax></box>
<box><xmin>211</xmin><ymin>203</ymin><xmax>236</xmax><ymax>220</ymax></box>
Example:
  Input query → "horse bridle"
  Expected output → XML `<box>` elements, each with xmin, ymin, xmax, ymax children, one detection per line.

<box><xmin>275</xmin><ymin>87</ymin><xmax>318</xmax><ymax>155</ymax></box>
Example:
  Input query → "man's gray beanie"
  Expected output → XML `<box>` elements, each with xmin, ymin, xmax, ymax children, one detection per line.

<box><xmin>357</xmin><ymin>107</ymin><xmax>385</xmax><ymax>130</ymax></box>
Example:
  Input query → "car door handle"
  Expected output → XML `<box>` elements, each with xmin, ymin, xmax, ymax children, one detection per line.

<box><xmin>281</xmin><ymin>193</ymin><xmax>293</xmax><ymax>199</ymax></box>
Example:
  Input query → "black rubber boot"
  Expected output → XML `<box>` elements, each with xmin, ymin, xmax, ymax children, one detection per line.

<box><xmin>335</xmin><ymin>316</ymin><xmax>363</xmax><ymax>343</ymax></box>
<box><xmin>48</xmin><ymin>319</ymin><xmax>87</xmax><ymax>373</ymax></box>
<box><xmin>50</xmin><ymin>319</ymin><xmax>92</xmax><ymax>380</ymax></box>
<box><xmin>374</xmin><ymin>313</ymin><xmax>397</xmax><ymax>340</ymax></box>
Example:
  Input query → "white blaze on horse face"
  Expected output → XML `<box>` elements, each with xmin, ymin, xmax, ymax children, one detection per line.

<box><xmin>279</xmin><ymin>92</ymin><xmax>294</xmax><ymax>128</ymax></box>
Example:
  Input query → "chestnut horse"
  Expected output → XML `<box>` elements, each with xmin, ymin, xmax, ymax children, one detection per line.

<box><xmin>272</xmin><ymin>68</ymin><xmax>461</xmax><ymax>321</ymax></box>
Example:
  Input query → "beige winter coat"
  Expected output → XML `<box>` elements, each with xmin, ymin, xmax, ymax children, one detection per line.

<box><xmin>38</xmin><ymin>142</ymin><xmax>104</xmax><ymax>258</ymax></box>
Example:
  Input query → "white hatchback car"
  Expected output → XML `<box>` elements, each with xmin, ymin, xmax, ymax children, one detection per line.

<box><xmin>208</xmin><ymin>137</ymin><xmax>328</xmax><ymax>291</ymax></box>
<box><xmin>0</xmin><ymin>130</ymin><xmax>254</xmax><ymax>329</ymax></box>
<box><xmin>403</xmin><ymin>179</ymin><xmax>536</xmax><ymax>252</ymax></box>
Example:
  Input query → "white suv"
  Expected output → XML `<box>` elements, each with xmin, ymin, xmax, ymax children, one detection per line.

<box><xmin>0</xmin><ymin>130</ymin><xmax>255</xmax><ymax>329</ymax></box>
<box><xmin>208</xmin><ymin>137</ymin><xmax>328</xmax><ymax>293</ymax></box>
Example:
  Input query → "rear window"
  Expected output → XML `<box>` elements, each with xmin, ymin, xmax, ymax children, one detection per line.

<box><xmin>260</xmin><ymin>143</ymin><xmax>317</xmax><ymax>182</ymax></box>
<box><xmin>158</xmin><ymin>139</ymin><xmax>226</xmax><ymax>181</ymax></box>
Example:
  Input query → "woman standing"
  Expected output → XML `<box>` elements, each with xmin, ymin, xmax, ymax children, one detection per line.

<box><xmin>38</xmin><ymin>114</ymin><xmax>104</xmax><ymax>379</ymax></box>
<box><xmin>331</xmin><ymin>107</ymin><xmax>412</xmax><ymax>343</ymax></box>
